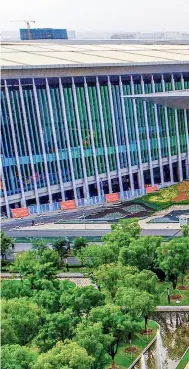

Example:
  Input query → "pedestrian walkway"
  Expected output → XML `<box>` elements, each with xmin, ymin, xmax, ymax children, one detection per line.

<box><xmin>156</xmin><ymin>306</ymin><xmax>189</xmax><ymax>312</ymax></box>
<box><xmin>21</xmin><ymin>222</ymin><xmax>111</xmax><ymax>231</ymax></box>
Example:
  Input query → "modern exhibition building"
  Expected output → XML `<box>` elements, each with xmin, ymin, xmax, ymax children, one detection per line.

<box><xmin>1</xmin><ymin>41</ymin><xmax>189</xmax><ymax>217</ymax></box>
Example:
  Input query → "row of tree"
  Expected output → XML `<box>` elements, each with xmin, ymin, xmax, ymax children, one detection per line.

<box><xmin>76</xmin><ymin>219</ymin><xmax>189</xmax><ymax>290</ymax></box>
<box><xmin>1</xmin><ymin>219</ymin><xmax>189</xmax><ymax>369</ymax></box>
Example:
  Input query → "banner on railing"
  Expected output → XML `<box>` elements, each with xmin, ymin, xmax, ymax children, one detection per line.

<box><xmin>146</xmin><ymin>186</ymin><xmax>158</xmax><ymax>194</ymax></box>
<box><xmin>11</xmin><ymin>207</ymin><xmax>29</xmax><ymax>218</ymax></box>
<box><xmin>60</xmin><ymin>200</ymin><xmax>76</xmax><ymax>210</ymax></box>
<box><xmin>105</xmin><ymin>193</ymin><xmax>119</xmax><ymax>203</ymax></box>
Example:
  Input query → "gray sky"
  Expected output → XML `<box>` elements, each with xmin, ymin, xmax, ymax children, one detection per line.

<box><xmin>1</xmin><ymin>0</ymin><xmax>189</xmax><ymax>33</ymax></box>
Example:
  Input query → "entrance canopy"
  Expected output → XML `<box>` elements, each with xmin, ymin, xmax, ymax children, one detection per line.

<box><xmin>124</xmin><ymin>90</ymin><xmax>189</xmax><ymax>109</ymax></box>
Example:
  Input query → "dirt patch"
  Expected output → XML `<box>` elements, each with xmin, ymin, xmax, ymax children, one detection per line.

<box><xmin>124</xmin><ymin>346</ymin><xmax>138</xmax><ymax>353</ymax></box>
<box><xmin>173</xmin><ymin>192</ymin><xmax>188</xmax><ymax>202</ymax></box>
<box><xmin>170</xmin><ymin>294</ymin><xmax>183</xmax><ymax>300</ymax></box>
<box><xmin>178</xmin><ymin>285</ymin><xmax>189</xmax><ymax>290</ymax></box>
<box><xmin>140</xmin><ymin>329</ymin><xmax>153</xmax><ymax>335</ymax></box>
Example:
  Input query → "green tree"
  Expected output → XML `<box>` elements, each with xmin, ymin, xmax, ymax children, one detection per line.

<box><xmin>1</xmin><ymin>280</ymin><xmax>33</xmax><ymax>299</ymax></box>
<box><xmin>74</xmin><ymin>321</ymin><xmax>111</xmax><ymax>369</ymax></box>
<box><xmin>11</xmin><ymin>249</ymin><xmax>59</xmax><ymax>288</ymax></box>
<box><xmin>93</xmin><ymin>264</ymin><xmax>137</xmax><ymax>300</ymax></box>
<box><xmin>72</xmin><ymin>237</ymin><xmax>88</xmax><ymax>253</ymax></box>
<box><xmin>111</xmin><ymin>218</ymin><xmax>140</xmax><ymax>237</ymax></box>
<box><xmin>119</xmin><ymin>236</ymin><xmax>162</xmax><ymax>271</ymax></box>
<box><xmin>101</xmin><ymin>219</ymin><xmax>141</xmax><ymax>258</ymax></box>
<box><xmin>52</xmin><ymin>238</ymin><xmax>69</xmax><ymax>261</ymax></box>
<box><xmin>32</xmin><ymin>340</ymin><xmax>94</xmax><ymax>369</ymax></box>
<box><xmin>157</xmin><ymin>238</ymin><xmax>189</xmax><ymax>288</ymax></box>
<box><xmin>122</xmin><ymin>269</ymin><xmax>159</xmax><ymax>299</ymax></box>
<box><xmin>77</xmin><ymin>244</ymin><xmax>117</xmax><ymax>269</ymax></box>
<box><xmin>60</xmin><ymin>286</ymin><xmax>105</xmax><ymax>318</ymax></box>
<box><xmin>115</xmin><ymin>288</ymin><xmax>156</xmax><ymax>332</ymax></box>
<box><xmin>182</xmin><ymin>223</ymin><xmax>189</xmax><ymax>237</ymax></box>
<box><xmin>33</xmin><ymin>289</ymin><xmax>60</xmax><ymax>313</ymax></box>
<box><xmin>32</xmin><ymin>239</ymin><xmax>48</xmax><ymax>255</ymax></box>
<box><xmin>89</xmin><ymin>304</ymin><xmax>137</xmax><ymax>368</ymax></box>
<box><xmin>35</xmin><ymin>309</ymin><xmax>78</xmax><ymax>351</ymax></box>
<box><xmin>1</xmin><ymin>231</ymin><xmax>13</xmax><ymax>262</ymax></box>
<box><xmin>11</xmin><ymin>251</ymin><xmax>36</xmax><ymax>283</ymax></box>
<box><xmin>2</xmin><ymin>298</ymin><xmax>43</xmax><ymax>346</ymax></box>
<box><xmin>2</xmin><ymin>344</ymin><xmax>39</xmax><ymax>369</ymax></box>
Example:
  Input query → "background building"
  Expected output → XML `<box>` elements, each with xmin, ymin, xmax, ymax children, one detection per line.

<box><xmin>1</xmin><ymin>41</ymin><xmax>189</xmax><ymax>217</ymax></box>
<box><xmin>20</xmin><ymin>28</ymin><xmax>68</xmax><ymax>40</ymax></box>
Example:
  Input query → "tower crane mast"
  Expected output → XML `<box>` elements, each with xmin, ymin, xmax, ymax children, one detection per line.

<box><xmin>10</xmin><ymin>20</ymin><xmax>35</xmax><ymax>40</ymax></box>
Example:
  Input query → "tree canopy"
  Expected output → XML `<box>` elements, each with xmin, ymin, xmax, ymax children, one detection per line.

<box><xmin>32</xmin><ymin>340</ymin><xmax>94</xmax><ymax>369</ymax></box>
<box><xmin>119</xmin><ymin>236</ymin><xmax>162</xmax><ymax>270</ymax></box>
<box><xmin>157</xmin><ymin>237</ymin><xmax>189</xmax><ymax>288</ymax></box>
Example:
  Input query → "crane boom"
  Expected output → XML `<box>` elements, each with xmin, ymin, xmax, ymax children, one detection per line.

<box><xmin>10</xmin><ymin>20</ymin><xmax>35</xmax><ymax>40</ymax></box>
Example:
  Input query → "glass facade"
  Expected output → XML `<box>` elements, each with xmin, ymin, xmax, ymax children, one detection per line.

<box><xmin>1</xmin><ymin>73</ymin><xmax>189</xmax><ymax>215</ymax></box>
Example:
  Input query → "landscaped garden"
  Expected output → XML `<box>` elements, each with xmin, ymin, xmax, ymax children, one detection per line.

<box><xmin>140</xmin><ymin>180</ymin><xmax>189</xmax><ymax>210</ymax></box>
<box><xmin>1</xmin><ymin>218</ymin><xmax>189</xmax><ymax>369</ymax></box>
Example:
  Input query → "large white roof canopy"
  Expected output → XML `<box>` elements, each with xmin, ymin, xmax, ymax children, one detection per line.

<box><xmin>1</xmin><ymin>41</ymin><xmax>189</xmax><ymax>68</ymax></box>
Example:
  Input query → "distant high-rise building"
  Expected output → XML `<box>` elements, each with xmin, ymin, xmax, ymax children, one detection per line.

<box><xmin>20</xmin><ymin>28</ymin><xmax>68</xmax><ymax>40</ymax></box>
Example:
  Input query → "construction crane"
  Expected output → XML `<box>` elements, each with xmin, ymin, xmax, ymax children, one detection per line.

<box><xmin>10</xmin><ymin>20</ymin><xmax>35</xmax><ymax>40</ymax></box>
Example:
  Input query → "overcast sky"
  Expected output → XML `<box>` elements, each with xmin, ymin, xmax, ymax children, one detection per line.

<box><xmin>1</xmin><ymin>0</ymin><xmax>189</xmax><ymax>33</ymax></box>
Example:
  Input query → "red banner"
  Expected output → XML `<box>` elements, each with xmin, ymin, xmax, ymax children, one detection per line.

<box><xmin>105</xmin><ymin>193</ymin><xmax>119</xmax><ymax>203</ymax></box>
<box><xmin>146</xmin><ymin>186</ymin><xmax>158</xmax><ymax>194</ymax></box>
<box><xmin>11</xmin><ymin>208</ymin><xmax>29</xmax><ymax>218</ymax></box>
<box><xmin>60</xmin><ymin>200</ymin><xmax>76</xmax><ymax>210</ymax></box>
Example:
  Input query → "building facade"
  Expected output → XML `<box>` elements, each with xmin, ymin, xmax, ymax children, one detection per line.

<box><xmin>20</xmin><ymin>28</ymin><xmax>68</xmax><ymax>40</ymax></box>
<box><xmin>1</xmin><ymin>43</ymin><xmax>189</xmax><ymax>217</ymax></box>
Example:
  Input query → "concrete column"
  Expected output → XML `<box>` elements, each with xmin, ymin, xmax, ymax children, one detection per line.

<box><xmin>46</xmin><ymin>78</ymin><xmax>65</xmax><ymax>200</ymax></box>
<box><xmin>84</xmin><ymin>77</ymin><xmax>101</xmax><ymax>197</ymax></box>
<box><xmin>0</xmin><ymin>160</ymin><xmax>11</xmax><ymax>218</ymax></box>
<box><xmin>171</xmin><ymin>75</ymin><xmax>183</xmax><ymax>182</ymax></box>
<box><xmin>161</xmin><ymin>76</ymin><xmax>174</xmax><ymax>184</ymax></box>
<box><xmin>151</xmin><ymin>76</ymin><xmax>164</xmax><ymax>186</ymax></box>
<box><xmin>119</xmin><ymin>76</ymin><xmax>134</xmax><ymax>193</ymax></box>
<box><xmin>32</xmin><ymin>79</ymin><xmax>52</xmax><ymax>204</ymax></box>
<box><xmin>181</xmin><ymin>74</ymin><xmax>189</xmax><ymax>178</ymax></box>
<box><xmin>19</xmin><ymin>80</ymin><xmax>40</xmax><ymax>209</ymax></box>
<box><xmin>130</xmin><ymin>76</ymin><xmax>144</xmax><ymax>189</ymax></box>
<box><xmin>59</xmin><ymin>78</ymin><xmax>78</xmax><ymax>206</ymax></box>
<box><xmin>141</xmin><ymin>76</ymin><xmax>154</xmax><ymax>186</ymax></box>
<box><xmin>4</xmin><ymin>81</ymin><xmax>26</xmax><ymax>207</ymax></box>
<box><xmin>71</xmin><ymin>77</ymin><xmax>89</xmax><ymax>200</ymax></box>
<box><xmin>96</xmin><ymin>77</ymin><xmax>112</xmax><ymax>193</ymax></box>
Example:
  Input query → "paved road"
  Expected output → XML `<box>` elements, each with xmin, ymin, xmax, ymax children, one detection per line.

<box><xmin>6</xmin><ymin>228</ymin><xmax>181</xmax><ymax>238</ymax></box>
<box><xmin>1</xmin><ymin>205</ymin><xmax>107</xmax><ymax>232</ymax></box>
<box><xmin>1</xmin><ymin>272</ymin><xmax>85</xmax><ymax>278</ymax></box>
<box><xmin>7</xmin><ymin>229</ymin><xmax>111</xmax><ymax>238</ymax></box>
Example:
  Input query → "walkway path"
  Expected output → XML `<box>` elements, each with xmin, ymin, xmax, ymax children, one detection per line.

<box><xmin>156</xmin><ymin>306</ymin><xmax>189</xmax><ymax>312</ymax></box>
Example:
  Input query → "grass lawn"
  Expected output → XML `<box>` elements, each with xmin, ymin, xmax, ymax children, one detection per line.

<box><xmin>176</xmin><ymin>348</ymin><xmax>189</xmax><ymax>369</ymax></box>
<box><xmin>158</xmin><ymin>277</ymin><xmax>189</xmax><ymax>306</ymax></box>
<box><xmin>105</xmin><ymin>320</ymin><xmax>158</xmax><ymax>369</ymax></box>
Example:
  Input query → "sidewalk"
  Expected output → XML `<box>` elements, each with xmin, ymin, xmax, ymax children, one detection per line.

<box><xmin>139</xmin><ymin>216</ymin><xmax>181</xmax><ymax>230</ymax></box>
<box><xmin>20</xmin><ymin>222</ymin><xmax>111</xmax><ymax>231</ymax></box>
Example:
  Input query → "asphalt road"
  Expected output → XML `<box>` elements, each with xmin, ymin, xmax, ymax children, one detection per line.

<box><xmin>1</xmin><ymin>206</ymin><xmax>106</xmax><ymax>232</ymax></box>
<box><xmin>6</xmin><ymin>228</ymin><xmax>182</xmax><ymax>238</ymax></box>
<box><xmin>2</xmin><ymin>203</ymin><xmax>182</xmax><ymax>238</ymax></box>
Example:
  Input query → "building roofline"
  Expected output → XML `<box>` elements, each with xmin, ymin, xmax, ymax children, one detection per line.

<box><xmin>2</xmin><ymin>60</ymin><xmax>189</xmax><ymax>71</ymax></box>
